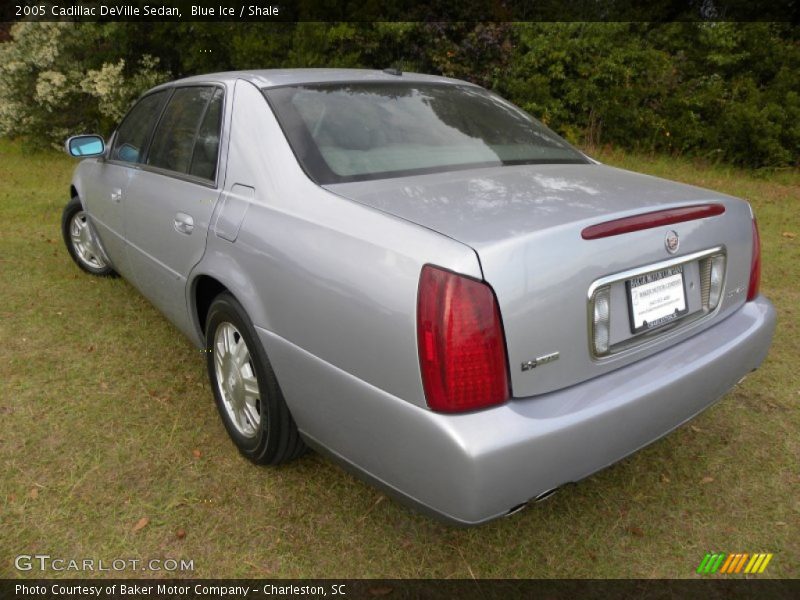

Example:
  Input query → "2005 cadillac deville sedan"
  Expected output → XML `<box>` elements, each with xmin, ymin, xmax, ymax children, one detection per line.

<box><xmin>62</xmin><ymin>69</ymin><xmax>775</xmax><ymax>524</ymax></box>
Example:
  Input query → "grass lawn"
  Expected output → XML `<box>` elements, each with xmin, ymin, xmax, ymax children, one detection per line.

<box><xmin>0</xmin><ymin>139</ymin><xmax>797</xmax><ymax>579</ymax></box>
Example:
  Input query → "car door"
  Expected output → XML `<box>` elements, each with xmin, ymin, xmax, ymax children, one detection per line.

<box><xmin>122</xmin><ymin>85</ymin><xmax>226</xmax><ymax>336</ymax></box>
<box><xmin>82</xmin><ymin>90</ymin><xmax>170</xmax><ymax>278</ymax></box>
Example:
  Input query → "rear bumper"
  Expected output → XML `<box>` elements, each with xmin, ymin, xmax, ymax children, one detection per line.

<box><xmin>259</xmin><ymin>296</ymin><xmax>776</xmax><ymax>525</ymax></box>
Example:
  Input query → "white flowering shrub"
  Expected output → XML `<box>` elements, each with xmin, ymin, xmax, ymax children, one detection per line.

<box><xmin>81</xmin><ymin>56</ymin><xmax>166</xmax><ymax>124</ymax></box>
<box><xmin>0</xmin><ymin>22</ymin><xmax>167</xmax><ymax>148</ymax></box>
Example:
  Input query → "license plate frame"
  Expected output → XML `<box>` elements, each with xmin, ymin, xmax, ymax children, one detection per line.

<box><xmin>627</xmin><ymin>264</ymin><xmax>689</xmax><ymax>334</ymax></box>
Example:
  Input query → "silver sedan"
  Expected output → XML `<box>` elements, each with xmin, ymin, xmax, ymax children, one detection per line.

<box><xmin>62</xmin><ymin>69</ymin><xmax>776</xmax><ymax>525</ymax></box>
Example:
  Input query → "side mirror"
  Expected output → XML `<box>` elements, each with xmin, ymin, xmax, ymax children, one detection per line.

<box><xmin>65</xmin><ymin>135</ymin><xmax>105</xmax><ymax>158</ymax></box>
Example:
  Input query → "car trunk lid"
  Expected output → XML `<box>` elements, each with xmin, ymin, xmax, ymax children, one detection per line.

<box><xmin>326</xmin><ymin>163</ymin><xmax>755</xmax><ymax>398</ymax></box>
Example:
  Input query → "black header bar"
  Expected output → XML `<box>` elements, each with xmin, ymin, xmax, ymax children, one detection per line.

<box><xmin>2</xmin><ymin>0</ymin><xmax>799</xmax><ymax>23</ymax></box>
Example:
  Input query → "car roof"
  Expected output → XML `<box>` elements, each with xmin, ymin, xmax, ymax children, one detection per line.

<box><xmin>151</xmin><ymin>68</ymin><xmax>477</xmax><ymax>90</ymax></box>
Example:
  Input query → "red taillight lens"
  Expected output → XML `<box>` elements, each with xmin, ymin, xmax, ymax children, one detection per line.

<box><xmin>417</xmin><ymin>265</ymin><xmax>509</xmax><ymax>412</ymax></box>
<box><xmin>747</xmin><ymin>217</ymin><xmax>761</xmax><ymax>301</ymax></box>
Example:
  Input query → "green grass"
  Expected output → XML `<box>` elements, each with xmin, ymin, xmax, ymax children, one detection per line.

<box><xmin>1</xmin><ymin>140</ymin><xmax>798</xmax><ymax>579</ymax></box>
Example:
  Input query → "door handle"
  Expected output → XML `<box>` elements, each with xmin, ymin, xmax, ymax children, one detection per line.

<box><xmin>110</xmin><ymin>188</ymin><xmax>122</xmax><ymax>203</ymax></box>
<box><xmin>173</xmin><ymin>213</ymin><xmax>194</xmax><ymax>235</ymax></box>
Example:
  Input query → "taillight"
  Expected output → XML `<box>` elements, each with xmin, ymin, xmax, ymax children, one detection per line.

<box><xmin>747</xmin><ymin>217</ymin><xmax>761</xmax><ymax>301</ymax></box>
<box><xmin>417</xmin><ymin>265</ymin><xmax>509</xmax><ymax>412</ymax></box>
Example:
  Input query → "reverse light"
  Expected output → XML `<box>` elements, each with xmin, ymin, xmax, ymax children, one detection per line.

<box><xmin>591</xmin><ymin>286</ymin><xmax>611</xmax><ymax>356</ymax></box>
<box><xmin>698</xmin><ymin>252</ymin><xmax>726</xmax><ymax>311</ymax></box>
<box><xmin>417</xmin><ymin>265</ymin><xmax>509</xmax><ymax>412</ymax></box>
<box><xmin>708</xmin><ymin>254</ymin><xmax>726</xmax><ymax>309</ymax></box>
<box><xmin>747</xmin><ymin>217</ymin><xmax>761</xmax><ymax>301</ymax></box>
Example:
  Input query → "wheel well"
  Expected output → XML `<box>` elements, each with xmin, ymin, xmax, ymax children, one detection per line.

<box><xmin>194</xmin><ymin>275</ymin><xmax>228</xmax><ymax>335</ymax></box>
<box><xmin>70</xmin><ymin>185</ymin><xmax>78</xmax><ymax>200</ymax></box>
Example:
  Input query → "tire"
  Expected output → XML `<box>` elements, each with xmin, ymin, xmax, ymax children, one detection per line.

<box><xmin>205</xmin><ymin>292</ymin><xmax>306</xmax><ymax>464</ymax></box>
<box><xmin>61</xmin><ymin>196</ymin><xmax>117</xmax><ymax>277</ymax></box>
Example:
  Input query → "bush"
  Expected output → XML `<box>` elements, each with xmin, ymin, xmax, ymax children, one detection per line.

<box><xmin>502</xmin><ymin>23</ymin><xmax>798</xmax><ymax>167</ymax></box>
<box><xmin>0</xmin><ymin>22</ymin><xmax>167</xmax><ymax>148</ymax></box>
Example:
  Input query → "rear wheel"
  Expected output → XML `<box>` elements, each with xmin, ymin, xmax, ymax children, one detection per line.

<box><xmin>205</xmin><ymin>292</ymin><xmax>306</xmax><ymax>464</ymax></box>
<box><xmin>61</xmin><ymin>196</ymin><xmax>117</xmax><ymax>277</ymax></box>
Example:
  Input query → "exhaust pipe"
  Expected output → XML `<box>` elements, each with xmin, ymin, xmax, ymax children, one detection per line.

<box><xmin>506</xmin><ymin>486</ymin><xmax>560</xmax><ymax>517</ymax></box>
<box><xmin>534</xmin><ymin>487</ymin><xmax>559</xmax><ymax>503</ymax></box>
<box><xmin>505</xmin><ymin>502</ymin><xmax>528</xmax><ymax>517</ymax></box>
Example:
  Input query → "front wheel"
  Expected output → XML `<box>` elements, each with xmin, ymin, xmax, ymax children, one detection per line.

<box><xmin>205</xmin><ymin>293</ymin><xmax>306</xmax><ymax>464</ymax></box>
<box><xmin>61</xmin><ymin>196</ymin><xmax>117</xmax><ymax>277</ymax></box>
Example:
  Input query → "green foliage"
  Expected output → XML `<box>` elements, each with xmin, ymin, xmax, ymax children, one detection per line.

<box><xmin>502</xmin><ymin>23</ymin><xmax>673</xmax><ymax>147</ymax></box>
<box><xmin>505</xmin><ymin>22</ymin><xmax>799</xmax><ymax>167</ymax></box>
<box><xmin>0</xmin><ymin>22</ymin><xmax>797</xmax><ymax>167</ymax></box>
<box><xmin>0</xmin><ymin>23</ymin><xmax>168</xmax><ymax>148</ymax></box>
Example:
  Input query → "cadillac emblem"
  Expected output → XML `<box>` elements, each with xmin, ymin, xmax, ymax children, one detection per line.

<box><xmin>665</xmin><ymin>230</ymin><xmax>680</xmax><ymax>254</ymax></box>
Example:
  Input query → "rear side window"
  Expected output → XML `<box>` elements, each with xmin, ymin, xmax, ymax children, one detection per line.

<box><xmin>111</xmin><ymin>91</ymin><xmax>169</xmax><ymax>164</ymax></box>
<box><xmin>147</xmin><ymin>86</ymin><xmax>220</xmax><ymax>179</ymax></box>
<box><xmin>188</xmin><ymin>88</ymin><xmax>224</xmax><ymax>180</ymax></box>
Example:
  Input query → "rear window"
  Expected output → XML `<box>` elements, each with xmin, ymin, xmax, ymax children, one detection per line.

<box><xmin>264</xmin><ymin>82</ymin><xmax>588</xmax><ymax>184</ymax></box>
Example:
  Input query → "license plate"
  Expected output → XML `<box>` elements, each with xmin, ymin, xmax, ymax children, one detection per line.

<box><xmin>627</xmin><ymin>265</ymin><xmax>688</xmax><ymax>333</ymax></box>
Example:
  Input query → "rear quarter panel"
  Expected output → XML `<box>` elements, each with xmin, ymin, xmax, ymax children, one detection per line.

<box><xmin>192</xmin><ymin>79</ymin><xmax>481</xmax><ymax>410</ymax></box>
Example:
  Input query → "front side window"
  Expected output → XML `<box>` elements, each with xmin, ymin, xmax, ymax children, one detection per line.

<box><xmin>111</xmin><ymin>90</ymin><xmax>169</xmax><ymax>164</ymax></box>
<box><xmin>264</xmin><ymin>82</ymin><xmax>588</xmax><ymax>184</ymax></box>
<box><xmin>147</xmin><ymin>86</ymin><xmax>218</xmax><ymax>178</ymax></box>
